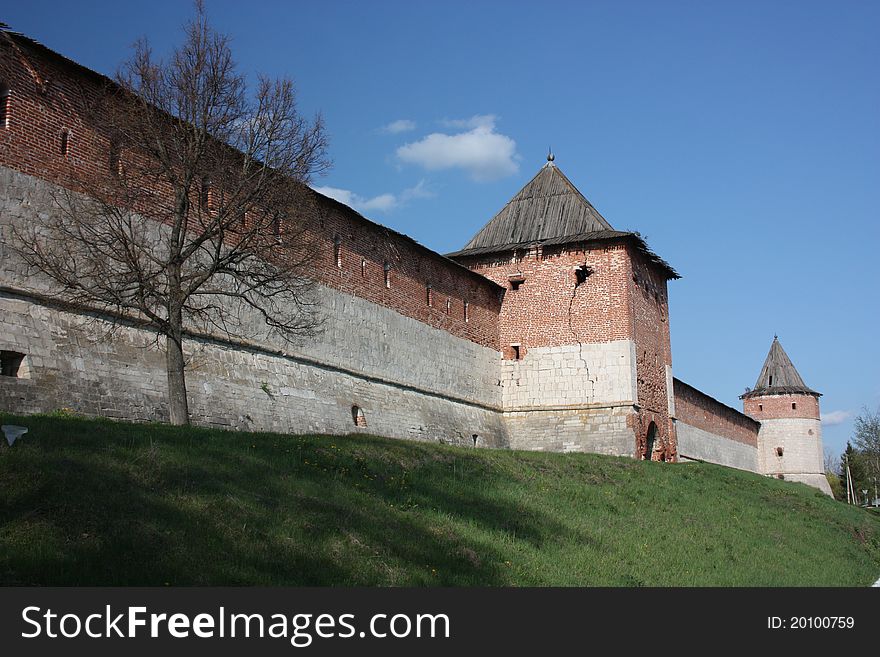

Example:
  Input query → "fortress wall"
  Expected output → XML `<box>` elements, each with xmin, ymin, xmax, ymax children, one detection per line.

<box><xmin>0</xmin><ymin>289</ymin><xmax>508</xmax><ymax>446</ymax></box>
<box><xmin>0</xmin><ymin>166</ymin><xmax>507</xmax><ymax>445</ymax></box>
<box><xmin>0</xmin><ymin>35</ymin><xmax>502</xmax><ymax>352</ymax></box>
<box><xmin>672</xmin><ymin>378</ymin><xmax>760</xmax><ymax>471</ymax></box>
<box><xmin>673</xmin><ymin>378</ymin><xmax>759</xmax><ymax>446</ymax></box>
<box><xmin>306</xmin><ymin>195</ymin><xmax>501</xmax><ymax>351</ymax></box>
<box><xmin>675</xmin><ymin>422</ymin><xmax>758</xmax><ymax>472</ymax></box>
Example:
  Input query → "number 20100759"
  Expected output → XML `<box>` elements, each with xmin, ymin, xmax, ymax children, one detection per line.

<box><xmin>768</xmin><ymin>616</ymin><xmax>854</xmax><ymax>629</ymax></box>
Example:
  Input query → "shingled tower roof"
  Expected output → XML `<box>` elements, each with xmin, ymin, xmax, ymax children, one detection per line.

<box><xmin>741</xmin><ymin>337</ymin><xmax>820</xmax><ymax>399</ymax></box>
<box><xmin>447</xmin><ymin>155</ymin><xmax>680</xmax><ymax>279</ymax></box>
<box><xmin>459</xmin><ymin>155</ymin><xmax>613</xmax><ymax>251</ymax></box>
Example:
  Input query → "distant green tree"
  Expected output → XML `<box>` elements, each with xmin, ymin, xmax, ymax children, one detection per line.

<box><xmin>839</xmin><ymin>442</ymin><xmax>870</xmax><ymax>504</ymax></box>
<box><xmin>852</xmin><ymin>407</ymin><xmax>880</xmax><ymax>499</ymax></box>
<box><xmin>824</xmin><ymin>451</ymin><xmax>844</xmax><ymax>501</ymax></box>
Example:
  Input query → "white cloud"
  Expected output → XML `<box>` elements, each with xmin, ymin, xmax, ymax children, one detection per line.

<box><xmin>396</xmin><ymin>115</ymin><xmax>519</xmax><ymax>182</ymax></box>
<box><xmin>313</xmin><ymin>180</ymin><xmax>434</xmax><ymax>215</ymax></box>
<box><xmin>400</xmin><ymin>179</ymin><xmax>434</xmax><ymax>202</ymax></box>
<box><xmin>358</xmin><ymin>193</ymin><xmax>397</xmax><ymax>212</ymax></box>
<box><xmin>438</xmin><ymin>114</ymin><xmax>497</xmax><ymax>130</ymax></box>
<box><xmin>380</xmin><ymin>119</ymin><xmax>416</xmax><ymax>134</ymax></box>
<box><xmin>821</xmin><ymin>410</ymin><xmax>852</xmax><ymax>426</ymax></box>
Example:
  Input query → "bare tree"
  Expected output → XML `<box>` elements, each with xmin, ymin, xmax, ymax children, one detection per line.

<box><xmin>13</xmin><ymin>3</ymin><xmax>329</xmax><ymax>425</ymax></box>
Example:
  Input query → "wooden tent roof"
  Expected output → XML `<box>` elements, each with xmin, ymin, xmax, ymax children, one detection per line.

<box><xmin>448</xmin><ymin>157</ymin><xmax>680</xmax><ymax>280</ymax></box>
<box><xmin>740</xmin><ymin>337</ymin><xmax>820</xmax><ymax>399</ymax></box>
<box><xmin>460</xmin><ymin>159</ymin><xmax>613</xmax><ymax>251</ymax></box>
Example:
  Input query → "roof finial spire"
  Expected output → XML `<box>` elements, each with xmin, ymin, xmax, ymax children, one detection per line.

<box><xmin>547</xmin><ymin>147</ymin><xmax>555</xmax><ymax>165</ymax></box>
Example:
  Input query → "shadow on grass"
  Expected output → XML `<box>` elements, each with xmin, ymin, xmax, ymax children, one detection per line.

<box><xmin>0</xmin><ymin>414</ymin><xmax>574</xmax><ymax>585</ymax></box>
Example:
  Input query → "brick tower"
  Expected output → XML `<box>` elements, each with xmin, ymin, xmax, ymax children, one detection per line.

<box><xmin>449</xmin><ymin>155</ymin><xmax>680</xmax><ymax>460</ymax></box>
<box><xmin>740</xmin><ymin>337</ymin><xmax>831</xmax><ymax>495</ymax></box>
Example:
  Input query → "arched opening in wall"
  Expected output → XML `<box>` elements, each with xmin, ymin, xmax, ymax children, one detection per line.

<box><xmin>351</xmin><ymin>405</ymin><xmax>367</xmax><ymax>427</ymax></box>
<box><xmin>472</xmin><ymin>434</ymin><xmax>479</xmax><ymax>447</ymax></box>
<box><xmin>644</xmin><ymin>422</ymin><xmax>657</xmax><ymax>461</ymax></box>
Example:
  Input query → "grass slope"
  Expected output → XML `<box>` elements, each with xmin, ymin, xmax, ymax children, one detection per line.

<box><xmin>1</xmin><ymin>413</ymin><xmax>878</xmax><ymax>586</ymax></box>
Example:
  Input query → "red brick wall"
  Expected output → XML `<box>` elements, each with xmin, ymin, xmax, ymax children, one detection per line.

<box><xmin>455</xmin><ymin>242</ymin><xmax>633</xmax><ymax>357</ymax></box>
<box><xmin>628</xmin><ymin>247</ymin><xmax>676</xmax><ymax>460</ymax></box>
<box><xmin>674</xmin><ymin>379</ymin><xmax>760</xmax><ymax>447</ymax></box>
<box><xmin>0</xmin><ymin>33</ymin><xmax>501</xmax><ymax>349</ymax></box>
<box><xmin>743</xmin><ymin>394</ymin><xmax>820</xmax><ymax>421</ymax></box>
<box><xmin>305</xmin><ymin>199</ymin><xmax>501</xmax><ymax>348</ymax></box>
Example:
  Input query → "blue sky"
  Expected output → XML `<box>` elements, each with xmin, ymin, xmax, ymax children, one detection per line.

<box><xmin>4</xmin><ymin>1</ymin><xmax>878</xmax><ymax>458</ymax></box>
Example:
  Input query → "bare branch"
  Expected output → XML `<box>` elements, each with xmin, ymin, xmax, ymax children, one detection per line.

<box><xmin>8</xmin><ymin>2</ymin><xmax>329</xmax><ymax>424</ymax></box>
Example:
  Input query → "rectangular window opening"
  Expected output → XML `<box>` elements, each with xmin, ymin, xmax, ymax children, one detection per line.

<box><xmin>59</xmin><ymin>130</ymin><xmax>70</xmax><ymax>156</ymax></box>
<box><xmin>511</xmin><ymin>344</ymin><xmax>521</xmax><ymax>360</ymax></box>
<box><xmin>463</xmin><ymin>301</ymin><xmax>469</xmax><ymax>323</ymax></box>
<box><xmin>791</xmin><ymin>402</ymin><xmax>796</xmax><ymax>410</ymax></box>
<box><xmin>200</xmin><ymin>177</ymin><xmax>211</xmax><ymax>213</ymax></box>
<box><xmin>0</xmin><ymin>350</ymin><xmax>25</xmax><ymax>377</ymax></box>
<box><xmin>383</xmin><ymin>263</ymin><xmax>391</xmax><ymax>289</ymax></box>
<box><xmin>0</xmin><ymin>84</ymin><xmax>9</xmax><ymax>128</ymax></box>
<box><xmin>426</xmin><ymin>284</ymin><xmax>433</xmax><ymax>307</ymax></box>
<box><xmin>109</xmin><ymin>141</ymin><xmax>122</xmax><ymax>176</ymax></box>
<box><xmin>333</xmin><ymin>236</ymin><xmax>342</xmax><ymax>268</ymax></box>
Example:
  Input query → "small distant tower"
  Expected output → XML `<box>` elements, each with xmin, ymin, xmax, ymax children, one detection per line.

<box><xmin>740</xmin><ymin>337</ymin><xmax>831</xmax><ymax>496</ymax></box>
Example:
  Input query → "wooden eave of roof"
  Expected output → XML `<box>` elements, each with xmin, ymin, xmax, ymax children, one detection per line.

<box><xmin>740</xmin><ymin>386</ymin><xmax>821</xmax><ymax>399</ymax></box>
<box><xmin>447</xmin><ymin>230</ymin><xmax>680</xmax><ymax>280</ymax></box>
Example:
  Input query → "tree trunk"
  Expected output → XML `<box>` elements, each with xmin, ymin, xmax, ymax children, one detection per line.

<box><xmin>165</xmin><ymin>326</ymin><xmax>190</xmax><ymax>426</ymax></box>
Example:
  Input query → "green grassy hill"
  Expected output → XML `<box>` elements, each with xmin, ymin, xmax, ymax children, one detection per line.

<box><xmin>1</xmin><ymin>413</ymin><xmax>878</xmax><ymax>586</ymax></box>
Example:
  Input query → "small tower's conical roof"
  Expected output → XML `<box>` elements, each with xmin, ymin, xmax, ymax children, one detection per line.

<box><xmin>741</xmin><ymin>337</ymin><xmax>820</xmax><ymax>398</ymax></box>
<box><xmin>458</xmin><ymin>157</ymin><xmax>614</xmax><ymax>251</ymax></box>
